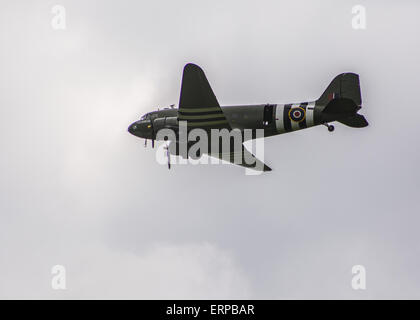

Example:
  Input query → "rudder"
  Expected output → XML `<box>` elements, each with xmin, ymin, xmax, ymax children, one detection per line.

<box><xmin>317</xmin><ymin>73</ymin><xmax>362</xmax><ymax>107</ymax></box>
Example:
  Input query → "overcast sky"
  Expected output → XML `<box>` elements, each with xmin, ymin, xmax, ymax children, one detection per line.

<box><xmin>1</xmin><ymin>0</ymin><xmax>420</xmax><ymax>299</ymax></box>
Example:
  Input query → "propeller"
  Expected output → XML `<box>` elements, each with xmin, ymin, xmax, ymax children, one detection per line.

<box><xmin>144</xmin><ymin>119</ymin><xmax>156</xmax><ymax>148</ymax></box>
<box><xmin>150</xmin><ymin>119</ymin><xmax>155</xmax><ymax>148</ymax></box>
<box><xmin>164</xmin><ymin>143</ymin><xmax>171</xmax><ymax>170</ymax></box>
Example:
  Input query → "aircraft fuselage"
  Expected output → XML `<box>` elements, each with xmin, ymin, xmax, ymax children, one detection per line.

<box><xmin>129</xmin><ymin>101</ymin><xmax>335</xmax><ymax>141</ymax></box>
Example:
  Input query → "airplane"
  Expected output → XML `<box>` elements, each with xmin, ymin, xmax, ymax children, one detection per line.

<box><xmin>128</xmin><ymin>63</ymin><xmax>368</xmax><ymax>171</ymax></box>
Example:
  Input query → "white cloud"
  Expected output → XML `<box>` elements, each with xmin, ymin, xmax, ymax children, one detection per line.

<box><xmin>0</xmin><ymin>240</ymin><xmax>251</xmax><ymax>299</ymax></box>
<box><xmin>69</xmin><ymin>242</ymin><xmax>251</xmax><ymax>299</ymax></box>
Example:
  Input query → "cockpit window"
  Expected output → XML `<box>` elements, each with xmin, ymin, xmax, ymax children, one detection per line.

<box><xmin>140</xmin><ymin>112</ymin><xmax>158</xmax><ymax>121</ymax></box>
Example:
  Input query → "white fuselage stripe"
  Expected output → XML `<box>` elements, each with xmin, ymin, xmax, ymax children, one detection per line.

<box><xmin>306</xmin><ymin>101</ymin><xmax>315</xmax><ymax>127</ymax></box>
<box><xmin>275</xmin><ymin>104</ymin><xmax>285</xmax><ymax>133</ymax></box>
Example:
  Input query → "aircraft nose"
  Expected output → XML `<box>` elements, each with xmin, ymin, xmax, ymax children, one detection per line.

<box><xmin>128</xmin><ymin>122</ymin><xmax>138</xmax><ymax>135</ymax></box>
<box><xmin>128</xmin><ymin>120</ymin><xmax>153</xmax><ymax>139</ymax></box>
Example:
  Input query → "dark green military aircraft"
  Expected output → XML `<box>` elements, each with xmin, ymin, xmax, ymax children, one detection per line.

<box><xmin>128</xmin><ymin>63</ymin><xmax>368</xmax><ymax>171</ymax></box>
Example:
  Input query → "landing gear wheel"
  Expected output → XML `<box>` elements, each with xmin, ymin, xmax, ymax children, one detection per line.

<box><xmin>328</xmin><ymin>125</ymin><xmax>335</xmax><ymax>132</ymax></box>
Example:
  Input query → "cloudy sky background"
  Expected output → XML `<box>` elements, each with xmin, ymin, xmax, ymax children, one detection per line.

<box><xmin>1</xmin><ymin>0</ymin><xmax>419</xmax><ymax>299</ymax></box>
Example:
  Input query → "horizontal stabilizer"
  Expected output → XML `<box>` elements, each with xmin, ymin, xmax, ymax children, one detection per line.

<box><xmin>322</xmin><ymin>98</ymin><xmax>359</xmax><ymax>115</ymax></box>
<box><xmin>338</xmin><ymin>114</ymin><xmax>369</xmax><ymax>128</ymax></box>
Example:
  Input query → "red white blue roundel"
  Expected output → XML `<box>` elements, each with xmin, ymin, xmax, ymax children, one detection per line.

<box><xmin>288</xmin><ymin>107</ymin><xmax>306</xmax><ymax>122</ymax></box>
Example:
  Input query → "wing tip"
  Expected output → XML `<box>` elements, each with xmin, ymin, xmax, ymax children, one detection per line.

<box><xmin>263</xmin><ymin>165</ymin><xmax>272</xmax><ymax>172</ymax></box>
<box><xmin>184</xmin><ymin>63</ymin><xmax>201</xmax><ymax>72</ymax></box>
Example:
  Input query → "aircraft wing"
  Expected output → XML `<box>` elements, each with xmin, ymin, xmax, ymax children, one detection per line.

<box><xmin>209</xmin><ymin>144</ymin><xmax>272</xmax><ymax>172</ymax></box>
<box><xmin>178</xmin><ymin>63</ymin><xmax>231</xmax><ymax>129</ymax></box>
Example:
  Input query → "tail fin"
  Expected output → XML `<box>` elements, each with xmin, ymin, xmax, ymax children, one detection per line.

<box><xmin>318</xmin><ymin>73</ymin><xmax>368</xmax><ymax>128</ymax></box>
<box><xmin>317</xmin><ymin>73</ymin><xmax>362</xmax><ymax>107</ymax></box>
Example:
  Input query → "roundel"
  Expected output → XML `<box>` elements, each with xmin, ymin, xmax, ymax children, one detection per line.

<box><xmin>288</xmin><ymin>107</ymin><xmax>306</xmax><ymax>122</ymax></box>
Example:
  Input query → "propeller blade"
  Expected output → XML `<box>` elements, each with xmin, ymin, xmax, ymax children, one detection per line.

<box><xmin>165</xmin><ymin>144</ymin><xmax>171</xmax><ymax>170</ymax></box>
<box><xmin>150</xmin><ymin>119</ymin><xmax>155</xmax><ymax>143</ymax></box>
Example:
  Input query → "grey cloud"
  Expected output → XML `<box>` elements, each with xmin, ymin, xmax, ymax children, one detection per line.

<box><xmin>1</xmin><ymin>0</ymin><xmax>420</xmax><ymax>299</ymax></box>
